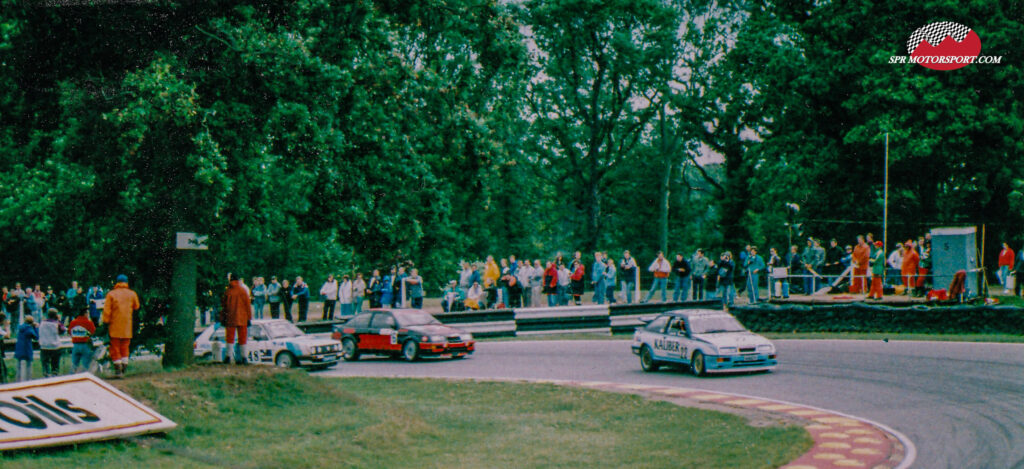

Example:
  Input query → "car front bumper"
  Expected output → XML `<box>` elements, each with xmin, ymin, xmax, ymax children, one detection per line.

<box><xmin>705</xmin><ymin>353</ymin><xmax>777</xmax><ymax>373</ymax></box>
<box><xmin>299</xmin><ymin>352</ymin><xmax>342</xmax><ymax>367</ymax></box>
<box><xmin>418</xmin><ymin>341</ymin><xmax>475</xmax><ymax>357</ymax></box>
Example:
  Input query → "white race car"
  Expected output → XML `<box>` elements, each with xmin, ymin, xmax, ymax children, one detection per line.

<box><xmin>631</xmin><ymin>309</ymin><xmax>777</xmax><ymax>376</ymax></box>
<box><xmin>195</xmin><ymin>319</ymin><xmax>342</xmax><ymax>370</ymax></box>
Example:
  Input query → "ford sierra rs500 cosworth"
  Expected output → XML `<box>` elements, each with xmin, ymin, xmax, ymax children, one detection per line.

<box><xmin>631</xmin><ymin>310</ymin><xmax>777</xmax><ymax>376</ymax></box>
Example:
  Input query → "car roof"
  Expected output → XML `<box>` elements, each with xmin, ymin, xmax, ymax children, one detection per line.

<box><xmin>661</xmin><ymin>309</ymin><xmax>732</xmax><ymax>319</ymax></box>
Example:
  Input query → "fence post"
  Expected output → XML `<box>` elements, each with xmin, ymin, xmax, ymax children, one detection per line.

<box><xmin>401</xmin><ymin>277</ymin><xmax>408</xmax><ymax>308</ymax></box>
<box><xmin>635</xmin><ymin>268</ymin><xmax>640</xmax><ymax>304</ymax></box>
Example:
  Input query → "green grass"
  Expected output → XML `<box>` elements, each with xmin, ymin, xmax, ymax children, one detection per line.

<box><xmin>0</xmin><ymin>366</ymin><xmax>811</xmax><ymax>469</ymax></box>
<box><xmin>1</xmin><ymin>354</ymin><xmax>164</xmax><ymax>382</ymax></box>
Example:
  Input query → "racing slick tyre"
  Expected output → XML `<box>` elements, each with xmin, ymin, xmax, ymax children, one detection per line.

<box><xmin>342</xmin><ymin>338</ymin><xmax>360</xmax><ymax>361</ymax></box>
<box><xmin>401</xmin><ymin>340</ymin><xmax>420</xmax><ymax>362</ymax></box>
<box><xmin>640</xmin><ymin>345</ymin><xmax>660</xmax><ymax>372</ymax></box>
<box><xmin>690</xmin><ymin>350</ymin><xmax>706</xmax><ymax>377</ymax></box>
<box><xmin>275</xmin><ymin>351</ymin><xmax>297</xmax><ymax>368</ymax></box>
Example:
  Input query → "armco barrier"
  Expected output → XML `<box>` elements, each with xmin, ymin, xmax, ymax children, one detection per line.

<box><xmin>609</xmin><ymin>300</ymin><xmax>723</xmax><ymax>333</ymax></box>
<box><xmin>435</xmin><ymin>309</ymin><xmax>516</xmax><ymax>337</ymax></box>
<box><xmin>514</xmin><ymin>305</ymin><xmax>611</xmax><ymax>335</ymax></box>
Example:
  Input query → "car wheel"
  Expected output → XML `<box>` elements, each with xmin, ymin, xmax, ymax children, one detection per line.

<box><xmin>275</xmin><ymin>351</ymin><xmax>297</xmax><ymax>368</ymax></box>
<box><xmin>401</xmin><ymin>340</ymin><xmax>419</xmax><ymax>362</ymax></box>
<box><xmin>342</xmin><ymin>338</ymin><xmax>360</xmax><ymax>361</ymax></box>
<box><xmin>640</xmin><ymin>345</ymin><xmax>660</xmax><ymax>372</ymax></box>
<box><xmin>691</xmin><ymin>350</ymin><xmax>706</xmax><ymax>377</ymax></box>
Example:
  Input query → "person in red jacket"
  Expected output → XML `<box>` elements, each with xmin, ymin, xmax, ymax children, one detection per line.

<box><xmin>998</xmin><ymin>242</ymin><xmax>1015</xmax><ymax>292</ymax></box>
<box><xmin>542</xmin><ymin>261</ymin><xmax>559</xmax><ymax>306</ymax></box>
<box><xmin>69</xmin><ymin>309</ymin><xmax>97</xmax><ymax>373</ymax></box>
<box><xmin>850</xmin><ymin>235</ymin><xmax>870</xmax><ymax>294</ymax></box>
<box><xmin>570</xmin><ymin>260</ymin><xmax>585</xmax><ymax>305</ymax></box>
<box><xmin>901</xmin><ymin>241</ymin><xmax>920</xmax><ymax>296</ymax></box>
<box><xmin>220</xmin><ymin>273</ymin><xmax>253</xmax><ymax>365</ymax></box>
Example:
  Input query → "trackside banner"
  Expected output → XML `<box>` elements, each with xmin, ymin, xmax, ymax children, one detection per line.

<box><xmin>0</xmin><ymin>373</ymin><xmax>176</xmax><ymax>451</ymax></box>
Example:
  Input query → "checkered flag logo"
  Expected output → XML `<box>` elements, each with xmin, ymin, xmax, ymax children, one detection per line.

<box><xmin>907</xmin><ymin>22</ymin><xmax>971</xmax><ymax>55</ymax></box>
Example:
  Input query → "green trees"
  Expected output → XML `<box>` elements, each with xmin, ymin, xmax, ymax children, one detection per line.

<box><xmin>0</xmin><ymin>0</ymin><xmax>1020</xmax><ymax>324</ymax></box>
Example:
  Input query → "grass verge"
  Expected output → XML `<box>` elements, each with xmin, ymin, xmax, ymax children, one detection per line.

<box><xmin>0</xmin><ymin>366</ymin><xmax>810</xmax><ymax>469</ymax></box>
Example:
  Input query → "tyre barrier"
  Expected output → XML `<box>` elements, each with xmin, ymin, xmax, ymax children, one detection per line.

<box><xmin>731</xmin><ymin>303</ymin><xmax>1024</xmax><ymax>335</ymax></box>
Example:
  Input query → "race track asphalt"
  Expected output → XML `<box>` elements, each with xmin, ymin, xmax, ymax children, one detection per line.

<box><xmin>318</xmin><ymin>339</ymin><xmax>1024</xmax><ymax>469</ymax></box>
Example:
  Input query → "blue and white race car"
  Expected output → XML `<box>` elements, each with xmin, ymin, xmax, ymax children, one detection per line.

<box><xmin>195</xmin><ymin>319</ymin><xmax>342</xmax><ymax>370</ymax></box>
<box><xmin>631</xmin><ymin>309</ymin><xmax>777</xmax><ymax>376</ymax></box>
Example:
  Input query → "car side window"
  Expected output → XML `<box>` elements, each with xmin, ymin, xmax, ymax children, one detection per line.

<box><xmin>667</xmin><ymin>318</ymin><xmax>686</xmax><ymax>336</ymax></box>
<box><xmin>211</xmin><ymin>330</ymin><xmax>225</xmax><ymax>342</ymax></box>
<box><xmin>248</xmin><ymin>325</ymin><xmax>268</xmax><ymax>341</ymax></box>
<box><xmin>370</xmin><ymin>313</ymin><xmax>396</xmax><ymax>329</ymax></box>
<box><xmin>645</xmin><ymin>316</ymin><xmax>669</xmax><ymax>333</ymax></box>
<box><xmin>348</xmin><ymin>313</ymin><xmax>371</xmax><ymax>328</ymax></box>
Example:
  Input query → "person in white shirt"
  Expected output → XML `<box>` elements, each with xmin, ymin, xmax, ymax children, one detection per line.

<box><xmin>556</xmin><ymin>262</ymin><xmax>571</xmax><ymax>306</ymax></box>
<box><xmin>886</xmin><ymin>246</ymin><xmax>904</xmax><ymax>286</ymax></box>
<box><xmin>516</xmin><ymin>263</ymin><xmax>534</xmax><ymax>307</ymax></box>
<box><xmin>338</xmin><ymin>275</ymin><xmax>354</xmax><ymax>317</ymax></box>
<box><xmin>320</xmin><ymin>274</ymin><xmax>339</xmax><ymax>320</ymax></box>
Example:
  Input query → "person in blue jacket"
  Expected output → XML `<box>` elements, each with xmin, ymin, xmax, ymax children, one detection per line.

<box><xmin>15</xmin><ymin>315</ymin><xmax>37</xmax><ymax>382</ymax></box>
<box><xmin>291</xmin><ymin>277</ymin><xmax>310</xmax><ymax>322</ymax></box>
<box><xmin>744</xmin><ymin>247</ymin><xmax>766</xmax><ymax>304</ymax></box>
<box><xmin>380</xmin><ymin>267</ymin><xmax>395</xmax><ymax>308</ymax></box>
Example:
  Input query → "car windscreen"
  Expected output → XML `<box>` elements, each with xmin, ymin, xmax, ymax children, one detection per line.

<box><xmin>264</xmin><ymin>321</ymin><xmax>305</xmax><ymax>339</ymax></box>
<box><xmin>393</xmin><ymin>311</ymin><xmax>441</xmax><ymax>327</ymax></box>
<box><xmin>688</xmin><ymin>315</ymin><xmax>747</xmax><ymax>334</ymax></box>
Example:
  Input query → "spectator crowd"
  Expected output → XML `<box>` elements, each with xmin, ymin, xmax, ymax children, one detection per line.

<box><xmin>5</xmin><ymin>233</ymin><xmax>1022</xmax><ymax>382</ymax></box>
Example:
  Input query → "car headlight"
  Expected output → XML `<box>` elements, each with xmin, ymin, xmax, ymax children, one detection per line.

<box><xmin>718</xmin><ymin>346</ymin><xmax>738</xmax><ymax>354</ymax></box>
<box><xmin>460</xmin><ymin>333</ymin><xmax>473</xmax><ymax>342</ymax></box>
<box><xmin>429</xmin><ymin>335</ymin><xmax>446</xmax><ymax>343</ymax></box>
<box><xmin>757</xmin><ymin>344</ymin><xmax>774</xmax><ymax>353</ymax></box>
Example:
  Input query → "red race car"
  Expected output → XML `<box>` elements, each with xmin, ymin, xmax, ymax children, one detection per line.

<box><xmin>331</xmin><ymin>309</ymin><xmax>475</xmax><ymax>361</ymax></box>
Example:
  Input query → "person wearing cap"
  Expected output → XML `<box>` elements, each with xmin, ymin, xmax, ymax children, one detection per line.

<box><xmin>441</xmin><ymin>280</ymin><xmax>465</xmax><ymax>312</ymax></box>
<box><xmin>220</xmin><ymin>273</ymin><xmax>253</xmax><ymax>364</ymax></box>
<box><xmin>102</xmin><ymin>274</ymin><xmax>140</xmax><ymax>377</ymax></box>
<box><xmin>868</xmin><ymin>241</ymin><xmax>885</xmax><ymax>300</ymax></box>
